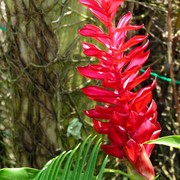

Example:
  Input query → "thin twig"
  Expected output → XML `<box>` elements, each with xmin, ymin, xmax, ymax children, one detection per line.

<box><xmin>167</xmin><ymin>0</ymin><xmax>180</xmax><ymax>131</ymax></box>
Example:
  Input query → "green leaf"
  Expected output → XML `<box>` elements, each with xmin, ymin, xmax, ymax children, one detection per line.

<box><xmin>145</xmin><ymin>135</ymin><xmax>180</xmax><ymax>149</ymax></box>
<box><xmin>34</xmin><ymin>150</ymin><xmax>71</xmax><ymax>180</ymax></box>
<box><xmin>0</xmin><ymin>167</ymin><xmax>39</xmax><ymax>180</ymax></box>
<box><xmin>97</xmin><ymin>155</ymin><xmax>108</xmax><ymax>180</ymax></box>
<box><xmin>71</xmin><ymin>135</ymin><xmax>92</xmax><ymax>180</ymax></box>
<box><xmin>83</xmin><ymin>138</ymin><xmax>101</xmax><ymax>180</ymax></box>
<box><xmin>0</xmin><ymin>136</ymin><xmax>107</xmax><ymax>180</ymax></box>
<box><xmin>71</xmin><ymin>135</ymin><xmax>97</xmax><ymax>180</ymax></box>
<box><xmin>41</xmin><ymin>151</ymin><xmax>67</xmax><ymax>180</ymax></box>
<box><xmin>61</xmin><ymin>144</ymin><xmax>80</xmax><ymax>180</ymax></box>
<box><xmin>33</xmin><ymin>135</ymin><xmax>107</xmax><ymax>180</ymax></box>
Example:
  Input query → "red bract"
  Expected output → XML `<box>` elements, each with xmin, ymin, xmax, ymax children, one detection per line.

<box><xmin>77</xmin><ymin>0</ymin><xmax>161</xmax><ymax>179</ymax></box>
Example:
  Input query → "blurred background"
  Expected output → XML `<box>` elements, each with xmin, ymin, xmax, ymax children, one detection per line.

<box><xmin>0</xmin><ymin>0</ymin><xmax>179</xmax><ymax>179</ymax></box>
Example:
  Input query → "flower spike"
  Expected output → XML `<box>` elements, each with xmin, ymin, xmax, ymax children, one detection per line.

<box><xmin>78</xmin><ymin>0</ymin><xmax>161</xmax><ymax>179</ymax></box>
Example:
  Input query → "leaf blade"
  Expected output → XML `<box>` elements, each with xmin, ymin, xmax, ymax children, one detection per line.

<box><xmin>83</xmin><ymin>138</ymin><xmax>101</xmax><ymax>180</ymax></box>
<box><xmin>0</xmin><ymin>168</ymin><xmax>39</xmax><ymax>180</ymax></box>
<box><xmin>97</xmin><ymin>155</ymin><xmax>108</xmax><ymax>180</ymax></box>
<box><xmin>145</xmin><ymin>135</ymin><xmax>180</xmax><ymax>149</ymax></box>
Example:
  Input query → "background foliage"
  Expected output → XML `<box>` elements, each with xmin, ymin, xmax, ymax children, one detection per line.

<box><xmin>0</xmin><ymin>0</ymin><xmax>179</xmax><ymax>179</ymax></box>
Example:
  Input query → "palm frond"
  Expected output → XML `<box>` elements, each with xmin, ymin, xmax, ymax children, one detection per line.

<box><xmin>33</xmin><ymin>135</ymin><xmax>107</xmax><ymax>180</ymax></box>
<box><xmin>0</xmin><ymin>136</ymin><xmax>107</xmax><ymax>180</ymax></box>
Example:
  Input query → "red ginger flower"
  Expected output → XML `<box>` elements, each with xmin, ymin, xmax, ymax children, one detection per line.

<box><xmin>77</xmin><ymin>0</ymin><xmax>161</xmax><ymax>179</ymax></box>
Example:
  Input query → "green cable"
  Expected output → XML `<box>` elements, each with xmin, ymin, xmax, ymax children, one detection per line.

<box><xmin>0</xmin><ymin>25</ymin><xmax>7</xmax><ymax>31</ymax></box>
<box><xmin>140</xmin><ymin>69</ymin><xmax>180</xmax><ymax>85</ymax></box>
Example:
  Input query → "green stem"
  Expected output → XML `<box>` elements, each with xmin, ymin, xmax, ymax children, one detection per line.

<box><xmin>103</xmin><ymin>168</ymin><xmax>130</xmax><ymax>177</ymax></box>
<box><xmin>104</xmin><ymin>168</ymin><xmax>146</xmax><ymax>180</ymax></box>
<box><xmin>126</xmin><ymin>162</ymin><xmax>146</xmax><ymax>180</ymax></box>
<box><xmin>128</xmin><ymin>170</ymin><xmax>146</xmax><ymax>180</ymax></box>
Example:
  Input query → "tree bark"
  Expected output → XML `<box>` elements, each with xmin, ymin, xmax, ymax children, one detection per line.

<box><xmin>3</xmin><ymin>0</ymin><xmax>61</xmax><ymax>168</ymax></box>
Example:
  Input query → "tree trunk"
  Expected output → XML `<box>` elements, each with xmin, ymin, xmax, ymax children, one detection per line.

<box><xmin>3</xmin><ymin>0</ymin><xmax>61</xmax><ymax>168</ymax></box>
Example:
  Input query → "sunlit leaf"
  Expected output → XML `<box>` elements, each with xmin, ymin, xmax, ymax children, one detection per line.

<box><xmin>0</xmin><ymin>168</ymin><xmax>39</xmax><ymax>180</ymax></box>
<box><xmin>145</xmin><ymin>135</ymin><xmax>180</xmax><ymax>149</ymax></box>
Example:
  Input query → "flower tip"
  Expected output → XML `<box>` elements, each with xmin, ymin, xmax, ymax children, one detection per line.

<box><xmin>140</xmin><ymin>24</ymin><xmax>144</xmax><ymax>28</ymax></box>
<box><xmin>145</xmin><ymin>33</ymin><xmax>149</xmax><ymax>38</ymax></box>
<box><xmin>81</xmin><ymin>42</ymin><xmax>88</xmax><ymax>48</ymax></box>
<box><xmin>146</xmin><ymin>67</ymin><xmax>151</xmax><ymax>74</ymax></box>
<box><xmin>76</xmin><ymin>67</ymin><xmax>81</xmax><ymax>74</ymax></box>
<box><xmin>83</xmin><ymin>110</ymin><xmax>89</xmax><ymax>115</ymax></box>
<box><xmin>78</xmin><ymin>28</ymin><xmax>83</xmax><ymax>35</ymax></box>
<box><xmin>127</xmin><ymin>11</ymin><xmax>132</xmax><ymax>16</ymax></box>
<box><xmin>151</xmin><ymin>78</ymin><xmax>157</xmax><ymax>88</ymax></box>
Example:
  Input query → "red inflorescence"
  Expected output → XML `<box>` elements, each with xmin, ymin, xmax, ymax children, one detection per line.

<box><xmin>77</xmin><ymin>0</ymin><xmax>161</xmax><ymax>179</ymax></box>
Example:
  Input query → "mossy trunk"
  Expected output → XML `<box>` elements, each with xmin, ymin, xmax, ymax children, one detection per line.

<box><xmin>3</xmin><ymin>0</ymin><xmax>61</xmax><ymax>168</ymax></box>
